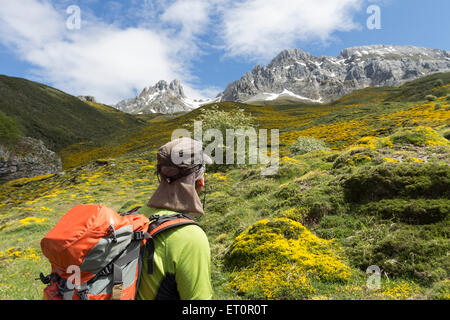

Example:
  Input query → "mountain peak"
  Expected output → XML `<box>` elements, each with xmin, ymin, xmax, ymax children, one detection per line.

<box><xmin>339</xmin><ymin>45</ymin><xmax>450</xmax><ymax>60</ymax></box>
<box><xmin>268</xmin><ymin>48</ymin><xmax>312</xmax><ymax>68</ymax></box>
<box><xmin>221</xmin><ymin>44</ymin><xmax>450</xmax><ymax>104</ymax></box>
<box><xmin>115</xmin><ymin>80</ymin><xmax>216</xmax><ymax>115</ymax></box>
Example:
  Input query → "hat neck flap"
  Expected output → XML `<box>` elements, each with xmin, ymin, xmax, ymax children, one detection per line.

<box><xmin>148</xmin><ymin>172</ymin><xmax>204</xmax><ymax>217</ymax></box>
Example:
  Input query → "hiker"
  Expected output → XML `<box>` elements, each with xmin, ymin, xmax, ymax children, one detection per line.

<box><xmin>136</xmin><ymin>137</ymin><xmax>213</xmax><ymax>300</ymax></box>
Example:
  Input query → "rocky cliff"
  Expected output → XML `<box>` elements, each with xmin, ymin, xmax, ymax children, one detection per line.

<box><xmin>115</xmin><ymin>80</ymin><xmax>216</xmax><ymax>114</ymax></box>
<box><xmin>220</xmin><ymin>45</ymin><xmax>450</xmax><ymax>104</ymax></box>
<box><xmin>0</xmin><ymin>137</ymin><xmax>62</xmax><ymax>181</ymax></box>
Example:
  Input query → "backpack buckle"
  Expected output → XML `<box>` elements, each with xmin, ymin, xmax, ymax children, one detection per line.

<box><xmin>36</xmin><ymin>272</ymin><xmax>51</xmax><ymax>284</ymax></box>
<box><xmin>133</xmin><ymin>231</ymin><xmax>150</xmax><ymax>240</ymax></box>
<box><xmin>77</xmin><ymin>288</ymin><xmax>90</xmax><ymax>300</ymax></box>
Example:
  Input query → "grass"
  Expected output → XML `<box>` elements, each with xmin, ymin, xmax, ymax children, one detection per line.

<box><xmin>0</xmin><ymin>72</ymin><xmax>450</xmax><ymax>300</ymax></box>
<box><xmin>0</xmin><ymin>75</ymin><xmax>146</xmax><ymax>152</ymax></box>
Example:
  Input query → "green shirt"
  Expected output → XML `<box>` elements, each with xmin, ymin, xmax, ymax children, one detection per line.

<box><xmin>136</xmin><ymin>205</ymin><xmax>213</xmax><ymax>300</ymax></box>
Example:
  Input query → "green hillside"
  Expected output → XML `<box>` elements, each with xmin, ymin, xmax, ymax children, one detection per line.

<box><xmin>0</xmin><ymin>72</ymin><xmax>449</xmax><ymax>300</ymax></box>
<box><xmin>0</xmin><ymin>75</ymin><xmax>146</xmax><ymax>152</ymax></box>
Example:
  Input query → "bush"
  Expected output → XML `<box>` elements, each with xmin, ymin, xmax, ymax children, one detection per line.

<box><xmin>388</xmin><ymin>126</ymin><xmax>448</xmax><ymax>147</ymax></box>
<box><xmin>343</xmin><ymin>164</ymin><xmax>450</xmax><ymax>203</ymax></box>
<box><xmin>442</xmin><ymin>129</ymin><xmax>450</xmax><ymax>140</ymax></box>
<box><xmin>225</xmin><ymin>218</ymin><xmax>351</xmax><ymax>299</ymax></box>
<box><xmin>0</xmin><ymin>111</ymin><xmax>21</xmax><ymax>146</ymax></box>
<box><xmin>186</xmin><ymin>105</ymin><xmax>256</xmax><ymax>171</ymax></box>
<box><xmin>244</xmin><ymin>179</ymin><xmax>276</xmax><ymax>199</ymax></box>
<box><xmin>425</xmin><ymin>95</ymin><xmax>437</xmax><ymax>101</ymax></box>
<box><xmin>290</xmin><ymin>136</ymin><xmax>329</xmax><ymax>156</ymax></box>
<box><xmin>358</xmin><ymin>199</ymin><xmax>449</xmax><ymax>224</ymax></box>
<box><xmin>434</xmin><ymin>79</ymin><xmax>444</xmax><ymax>87</ymax></box>
<box><xmin>271</xmin><ymin>183</ymin><xmax>303</xmax><ymax>209</ymax></box>
<box><xmin>429</xmin><ymin>280</ymin><xmax>450</xmax><ymax>300</ymax></box>
<box><xmin>446</xmin><ymin>94</ymin><xmax>450</xmax><ymax>101</ymax></box>
<box><xmin>342</xmin><ymin>220</ymin><xmax>449</xmax><ymax>283</ymax></box>
<box><xmin>333</xmin><ymin>148</ymin><xmax>380</xmax><ymax>169</ymax></box>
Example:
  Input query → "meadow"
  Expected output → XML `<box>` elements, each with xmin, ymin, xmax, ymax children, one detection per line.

<box><xmin>0</xmin><ymin>73</ymin><xmax>449</xmax><ymax>300</ymax></box>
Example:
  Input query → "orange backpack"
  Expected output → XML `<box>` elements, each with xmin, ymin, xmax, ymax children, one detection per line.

<box><xmin>38</xmin><ymin>205</ymin><xmax>198</xmax><ymax>300</ymax></box>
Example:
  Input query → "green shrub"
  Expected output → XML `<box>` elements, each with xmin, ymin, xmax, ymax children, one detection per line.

<box><xmin>333</xmin><ymin>148</ymin><xmax>380</xmax><ymax>169</ymax></box>
<box><xmin>442</xmin><ymin>129</ymin><xmax>450</xmax><ymax>140</ymax></box>
<box><xmin>446</xmin><ymin>94</ymin><xmax>450</xmax><ymax>101</ymax></box>
<box><xmin>205</xmin><ymin>191</ymin><xmax>234</xmax><ymax>214</ymax></box>
<box><xmin>434</xmin><ymin>103</ymin><xmax>443</xmax><ymax>110</ymax></box>
<box><xmin>425</xmin><ymin>95</ymin><xmax>437</xmax><ymax>101</ymax></box>
<box><xmin>388</xmin><ymin>126</ymin><xmax>448</xmax><ymax>147</ymax></box>
<box><xmin>244</xmin><ymin>179</ymin><xmax>276</xmax><ymax>199</ymax></box>
<box><xmin>271</xmin><ymin>183</ymin><xmax>303</xmax><ymax>209</ymax></box>
<box><xmin>0</xmin><ymin>111</ymin><xmax>21</xmax><ymax>146</ymax></box>
<box><xmin>290</xmin><ymin>136</ymin><xmax>329</xmax><ymax>156</ymax></box>
<box><xmin>343</xmin><ymin>164</ymin><xmax>450</xmax><ymax>203</ymax></box>
<box><xmin>358</xmin><ymin>199</ymin><xmax>449</xmax><ymax>224</ymax></box>
<box><xmin>187</xmin><ymin>105</ymin><xmax>255</xmax><ymax>171</ymax></box>
<box><xmin>434</xmin><ymin>79</ymin><xmax>444</xmax><ymax>87</ymax></box>
<box><xmin>342</xmin><ymin>221</ymin><xmax>449</xmax><ymax>283</ymax></box>
<box><xmin>429</xmin><ymin>280</ymin><xmax>450</xmax><ymax>300</ymax></box>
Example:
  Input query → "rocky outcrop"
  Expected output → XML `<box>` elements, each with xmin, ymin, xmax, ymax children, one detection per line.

<box><xmin>77</xmin><ymin>96</ymin><xmax>97</xmax><ymax>103</ymax></box>
<box><xmin>220</xmin><ymin>45</ymin><xmax>450</xmax><ymax>103</ymax></box>
<box><xmin>0</xmin><ymin>137</ymin><xmax>62</xmax><ymax>181</ymax></box>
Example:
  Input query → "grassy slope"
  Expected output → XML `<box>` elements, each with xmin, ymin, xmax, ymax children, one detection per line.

<box><xmin>0</xmin><ymin>73</ymin><xmax>449</xmax><ymax>300</ymax></box>
<box><xmin>0</xmin><ymin>75</ymin><xmax>147</xmax><ymax>152</ymax></box>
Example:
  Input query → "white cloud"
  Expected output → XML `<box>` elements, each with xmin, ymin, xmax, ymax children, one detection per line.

<box><xmin>218</xmin><ymin>0</ymin><xmax>364</xmax><ymax>61</ymax></box>
<box><xmin>161</xmin><ymin>0</ymin><xmax>211</xmax><ymax>37</ymax></box>
<box><xmin>0</xmin><ymin>0</ymin><xmax>212</xmax><ymax>104</ymax></box>
<box><xmin>0</xmin><ymin>0</ymin><xmax>374</xmax><ymax>103</ymax></box>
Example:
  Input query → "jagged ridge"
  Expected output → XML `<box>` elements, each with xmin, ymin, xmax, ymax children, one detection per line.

<box><xmin>220</xmin><ymin>45</ymin><xmax>450</xmax><ymax>103</ymax></box>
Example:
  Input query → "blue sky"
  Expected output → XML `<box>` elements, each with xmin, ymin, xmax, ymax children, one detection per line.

<box><xmin>0</xmin><ymin>0</ymin><xmax>449</xmax><ymax>104</ymax></box>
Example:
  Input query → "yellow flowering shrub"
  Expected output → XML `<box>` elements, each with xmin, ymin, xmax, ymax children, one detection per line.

<box><xmin>430</xmin><ymin>280</ymin><xmax>450</xmax><ymax>300</ymax></box>
<box><xmin>18</xmin><ymin>217</ymin><xmax>46</xmax><ymax>225</ymax></box>
<box><xmin>226</xmin><ymin>218</ymin><xmax>351</xmax><ymax>299</ymax></box>
<box><xmin>279</xmin><ymin>207</ymin><xmax>309</xmax><ymax>222</ymax></box>
<box><xmin>0</xmin><ymin>248</ymin><xmax>40</xmax><ymax>262</ymax></box>
<box><xmin>293</xmin><ymin>120</ymin><xmax>369</xmax><ymax>149</ymax></box>
<box><xmin>379</xmin><ymin>103</ymin><xmax>450</xmax><ymax>128</ymax></box>
<box><xmin>211</xmin><ymin>172</ymin><xmax>228</xmax><ymax>181</ymax></box>
<box><xmin>333</xmin><ymin>148</ymin><xmax>379</xmax><ymax>169</ymax></box>
<box><xmin>228</xmin><ymin>260</ymin><xmax>314</xmax><ymax>299</ymax></box>
<box><xmin>376</xmin><ymin>280</ymin><xmax>421</xmax><ymax>300</ymax></box>
<box><xmin>388</xmin><ymin>126</ymin><xmax>449</xmax><ymax>147</ymax></box>
<box><xmin>348</xmin><ymin>136</ymin><xmax>393</xmax><ymax>150</ymax></box>
<box><xmin>382</xmin><ymin>157</ymin><xmax>399</xmax><ymax>164</ymax></box>
<box><xmin>350</xmin><ymin>136</ymin><xmax>379</xmax><ymax>150</ymax></box>
<box><xmin>3</xmin><ymin>174</ymin><xmax>55</xmax><ymax>188</ymax></box>
<box><xmin>406</xmin><ymin>157</ymin><xmax>424</xmax><ymax>164</ymax></box>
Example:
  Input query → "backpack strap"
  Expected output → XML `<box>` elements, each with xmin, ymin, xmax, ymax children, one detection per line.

<box><xmin>120</xmin><ymin>206</ymin><xmax>142</xmax><ymax>216</ymax></box>
<box><xmin>146</xmin><ymin>214</ymin><xmax>199</xmax><ymax>274</ymax></box>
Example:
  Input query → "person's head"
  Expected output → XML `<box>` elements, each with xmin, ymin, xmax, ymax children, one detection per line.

<box><xmin>148</xmin><ymin>137</ymin><xmax>212</xmax><ymax>217</ymax></box>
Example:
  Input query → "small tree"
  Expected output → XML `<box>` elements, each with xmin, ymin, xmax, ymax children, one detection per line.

<box><xmin>290</xmin><ymin>136</ymin><xmax>330</xmax><ymax>156</ymax></box>
<box><xmin>425</xmin><ymin>95</ymin><xmax>437</xmax><ymax>102</ymax></box>
<box><xmin>185</xmin><ymin>105</ymin><xmax>256</xmax><ymax>171</ymax></box>
<box><xmin>194</xmin><ymin>105</ymin><xmax>255</xmax><ymax>136</ymax></box>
